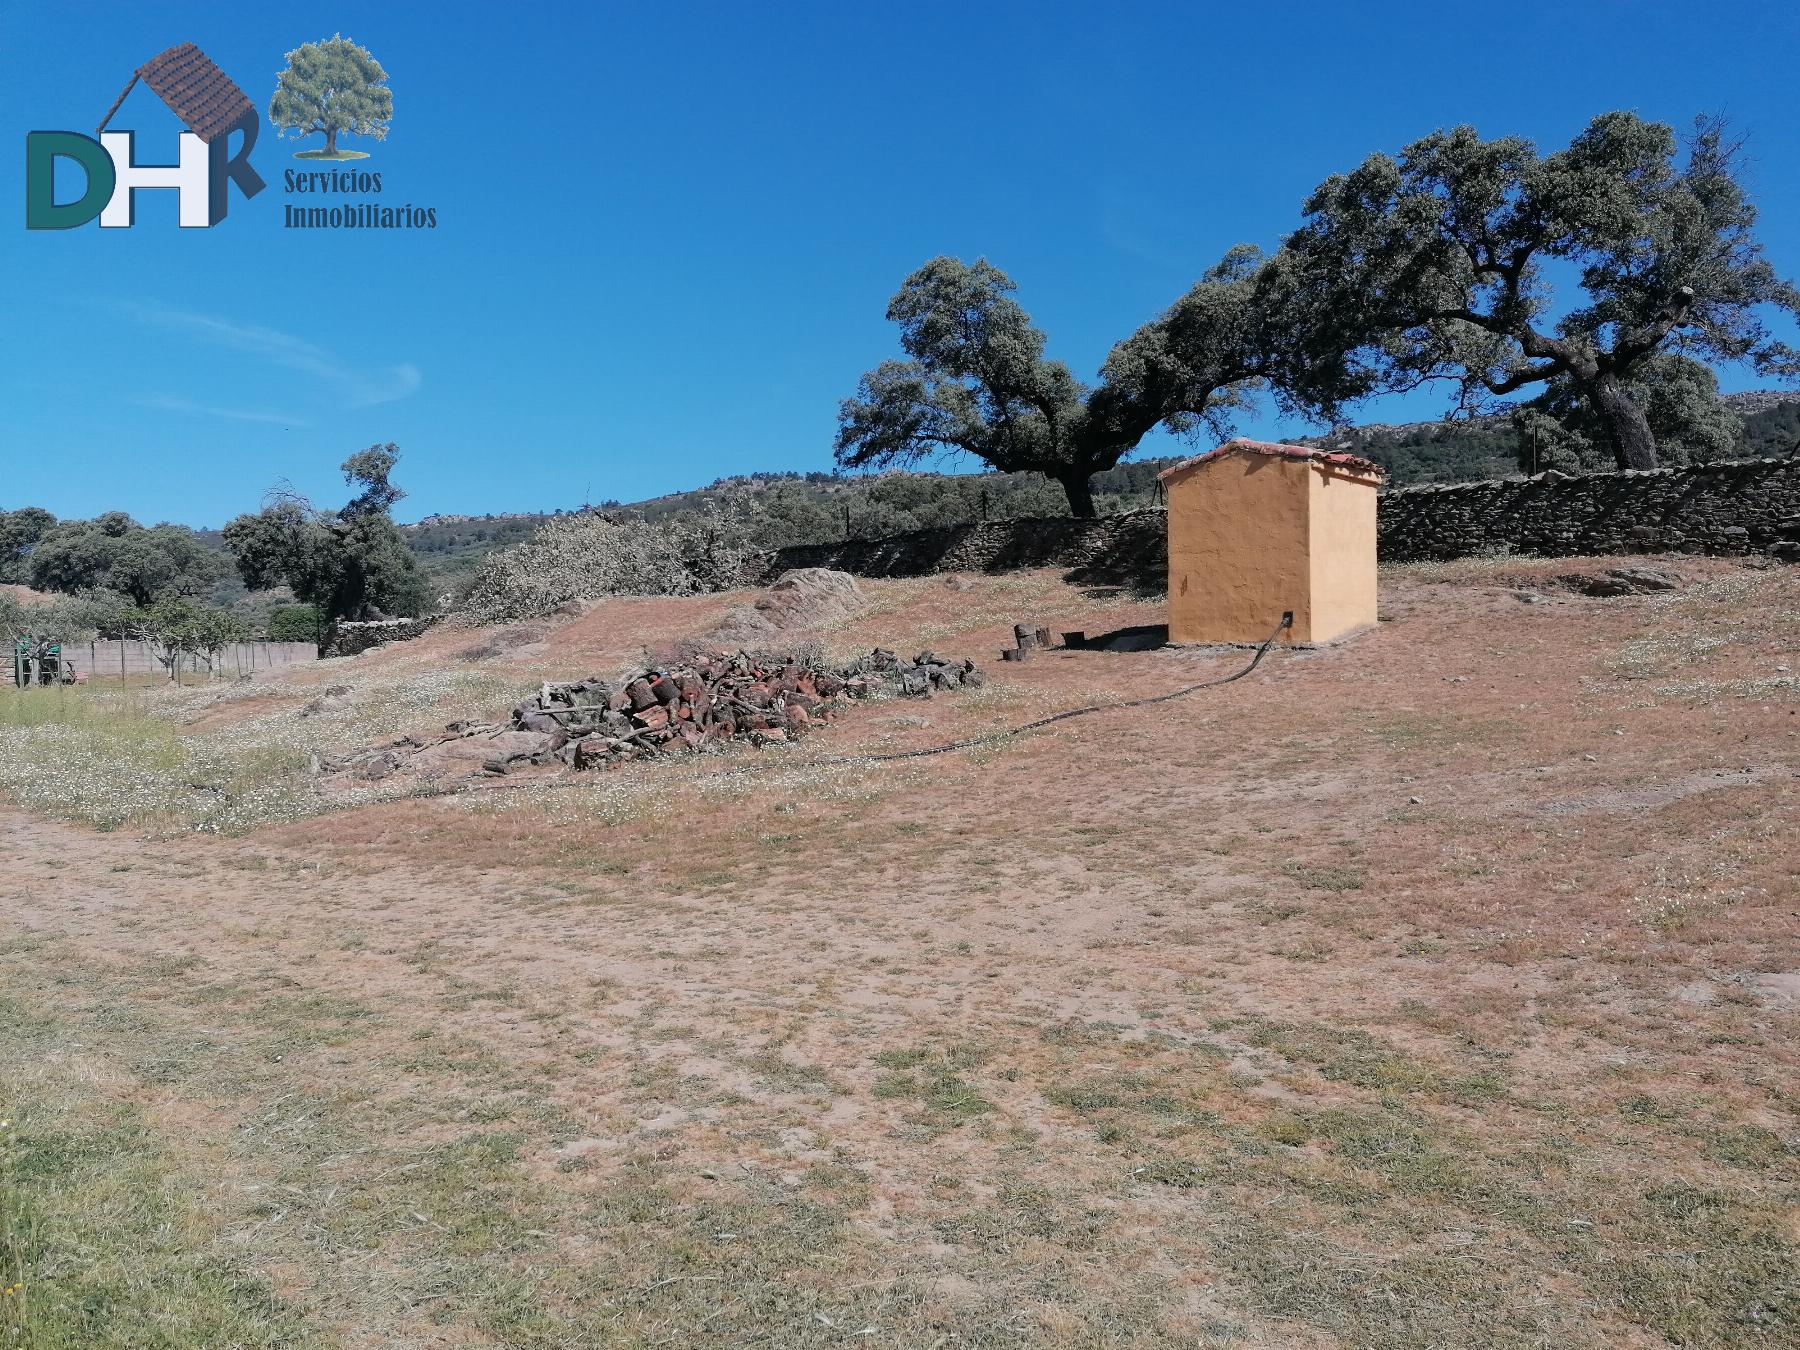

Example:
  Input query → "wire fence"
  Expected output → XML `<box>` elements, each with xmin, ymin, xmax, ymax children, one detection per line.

<box><xmin>56</xmin><ymin>640</ymin><xmax>318</xmax><ymax>687</ymax></box>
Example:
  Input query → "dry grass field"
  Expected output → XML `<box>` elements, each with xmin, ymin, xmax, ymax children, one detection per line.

<box><xmin>1</xmin><ymin>555</ymin><xmax>1795</xmax><ymax>1348</ymax></box>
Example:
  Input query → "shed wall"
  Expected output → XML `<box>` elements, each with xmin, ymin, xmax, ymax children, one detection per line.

<box><xmin>1166</xmin><ymin>455</ymin><xmax>1311</xmax><ymax>644</ymax></box>
<box><xmin>1303</xmin><ymin>468</ymin><xmax>1380</xmax><ymax>643</ymax></box>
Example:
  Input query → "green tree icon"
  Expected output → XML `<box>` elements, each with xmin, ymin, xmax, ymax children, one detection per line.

<box><xmin>269</xmin><ymin>34</ymin><xmax>392</xmax><ymax>160</ymax></box>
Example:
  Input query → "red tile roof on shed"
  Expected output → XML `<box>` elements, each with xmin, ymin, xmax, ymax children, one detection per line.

<box><xmin>1158</xmin><ymin>438</ymin><xmax>1386</xmax><ymax>482</ymax></box>
<box><xmin>132</xmin><ymin>43</ymin><xmax>256</xmax><ymax>143</ymax></box>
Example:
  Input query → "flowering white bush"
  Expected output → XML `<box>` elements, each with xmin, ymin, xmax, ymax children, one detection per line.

<box><xmin>456</xmin><ymin>503</ymin><xmax>755</xmax><ymax>625</ymax></box>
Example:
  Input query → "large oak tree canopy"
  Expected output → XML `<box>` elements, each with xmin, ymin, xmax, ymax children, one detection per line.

<box><xmin>1287</xmin><ymin>112</ymin><xmax>1800</xmax><ymax>469</ymax></box>
<box><xmin>838</xmin><ymin>112</ymin><xmax>1789</xmax><ymax>504</ymax></box>
<box><xmin>23</xmin><ymin>513</ymin><xmax>220</xmax><ymax>606</ymax></box>
<box><xmin>1089</xmin><ymin>245</ymin><xmax>1377</xmax><ymax>459</ymax></box>
<box><xmin>834</xmin><ymin>253</ymin><xmax>1353</xmax><ymax>516</ymax></box>
<box><xmin>834</xmin><ymin>258</ymin><xmax>1098</xmax><ymax>512</ymax></box>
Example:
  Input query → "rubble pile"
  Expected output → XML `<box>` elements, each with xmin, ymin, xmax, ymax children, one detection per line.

<box><xmin>1553</xmin><ymin>565</ymin><xmax>1681</xmax><ymax>596</ymax></box>
<box><xmin>706</xmin><ymin>568</ymin><xmax>869</xmax><ymax>646</ymax></box>
<box><xmin>314</xmin><ymin>648</ymin><xmax>983</xmax><ymax>783</ymax></box>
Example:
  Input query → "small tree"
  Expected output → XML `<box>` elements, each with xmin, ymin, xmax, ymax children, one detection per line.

<box><xmin>129</xmin><ymin>598</ymin><xmax>199</xmax><ymax>683</ymax></box>
<box><xmin>190</xmin><ymin>607</ymin><xmax>246</xmax><ymax>678</ymax></box>
<box><xmin>269</xmin><ymin>35</ymin><xmax>392</xmax><ymax>157</ymax></box>
<box><xmin>65</xmin><ymin>588</ymin><xmax>138</xmax><ymax>641</ymax></box>
<box><xmin>224</xmin><ymin>446</ymin><xmax>430</xmax><ymax>624</ymax></box>
<box><xmin>1</xmin><ymin>592</ymin><xmax>97</xmax><ymax>683</ymax></box>
<box><xmin>120</xmin><ymin>599</ymin><xmax>240</xmax><ymax>684</ymax></box>
<box><xmin>0</xmin><ymin>592</ymin><xmax>24</xmax><ymax>648</ymax></box>
<box><xmin>1286</xmin><ymin>112</ymin><xmax>1800</xmax><ymax>469</ymax></box>
<box><xmin>267</xmin><ymin>605</ymin><xmax>324</xmax><ymax>644</ymax></box>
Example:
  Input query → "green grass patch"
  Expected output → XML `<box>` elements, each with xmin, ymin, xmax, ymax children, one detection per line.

<box><xmin>0</xmin><ymin>1002</ymin><xmax>312</xmax><ymax>1346</ymax></box>
<box><xmin>1282</xmin><ymin>861</ymin><xmax>1367</xmax><ymax>892</ymax></box>
<box><xmin>871</xmin><ymin>1045</ymin><xmax>995</xmax><ymax>1123</ymax></box>
<box><xmin>1241</xmin><ymin>1017</ymin><xmax>1508</xmax><ymax>1105</ymax></box>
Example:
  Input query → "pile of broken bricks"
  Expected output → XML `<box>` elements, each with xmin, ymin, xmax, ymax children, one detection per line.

<box><xmin>313</xmin><ymin>647</ymin><xmax>984</xmax><ymax>783</ymax></box>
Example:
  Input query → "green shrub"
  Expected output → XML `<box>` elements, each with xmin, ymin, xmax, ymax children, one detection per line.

<box><xmin>266</xmin><ymin>605</ymin><xmax>322</xmax><ymax>644</ymax></box>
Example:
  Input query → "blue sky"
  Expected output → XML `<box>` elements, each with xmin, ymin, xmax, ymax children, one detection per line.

<box><xmin>4</xmin><ymin>1</ymin><xmax>1798</xmax><ymax>526</ymax></box>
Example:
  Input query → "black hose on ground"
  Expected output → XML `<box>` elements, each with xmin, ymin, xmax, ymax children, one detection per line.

<box><xmin>820</xmin><ymin>613</ymin><xmax>1294</xmax><ymax>764</ymax></box>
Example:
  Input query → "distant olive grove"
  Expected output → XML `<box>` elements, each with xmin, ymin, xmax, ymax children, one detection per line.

<box><xmin>0</xmin><ymin>446</ymin><xmax>430</xmax><ymax>657</ymax></box>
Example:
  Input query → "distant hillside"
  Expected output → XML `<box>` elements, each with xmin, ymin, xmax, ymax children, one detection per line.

<box><xmin>9</xmin><ymin>393</ymin><xmax>1796</xmax><ymax>615</ymax></box>
<box><xmin>1298</xmin><ymin>392</ymin><xmax>1800</xmax><ymax>481</ymax></box>
<box><xmin>1298</xmin><ymin>416</ymin><xmax>1520</xmax><ymax>483</ymax></box>
<box><xmin>1723</xmin><ymin>389</ymin><xmax>1800</xmax><ymax>417</ymax></box>
<box><xmin>1735</xmin><ymin>396</ymin><xmax>1800</xmax><ymax>456</ymax></box>
<box><xmin>399</xmin><ymin>459</ymin><xmax>1176</xmax><ymax>591</ymax></box>
<box><xmin>400</xmin><ymin>392</ymin><xmax>1800</xmax><ymax>591</ymax></box>
<box><xmin>401</xmin><ymin>514</ymin><xmax>548</xmax><ymax>590</ymax></box>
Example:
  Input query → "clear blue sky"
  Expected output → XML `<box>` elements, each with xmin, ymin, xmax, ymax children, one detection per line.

<box><xmin>4</xmin><ymin>1</ymin><xmax>1798</xmax><ymax>526</ymax></box>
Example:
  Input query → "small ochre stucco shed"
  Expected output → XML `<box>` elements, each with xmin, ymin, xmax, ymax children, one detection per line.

<box><xmin>1160</xmin><ymin>439</ymin><xmax>1385</xmax><ymax>646</ymax></box>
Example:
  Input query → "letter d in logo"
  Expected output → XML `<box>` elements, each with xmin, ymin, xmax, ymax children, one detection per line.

<box><xmin>25</xmin><ymin>132</ymin><xmax>117</xmax><ymax>229</ymax></box>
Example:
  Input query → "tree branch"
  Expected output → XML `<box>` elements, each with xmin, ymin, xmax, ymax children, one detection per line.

<box><xmin>1482</xmin><ymin>362</ymin><xmax>1561</xmax><ymax>396</ymax></box>
<box><xmin>1609</xmin><ymin>286</ymin><xmax>1696</xmax><ymax>368</ymax></box>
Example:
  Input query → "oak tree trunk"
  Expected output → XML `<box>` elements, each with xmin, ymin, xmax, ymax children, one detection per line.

<box><xmin>325</xmin><ymin>126</ymin><xmax>339</xmax><ymax>155</ymax></box>
<box><xmin>1587</xmin><ymin>372</ymin><xmax>1660</xmax><ymax>471</ymax></box>
<box><xmin>1057</xmin><ymin>470</ymin><xmax>1097</xmax><ymax>518</ymax></box>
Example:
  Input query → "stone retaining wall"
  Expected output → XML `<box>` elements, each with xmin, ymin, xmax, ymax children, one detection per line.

<box><xmin>747</xmin><ymin>458</ymin><xmax>1800</xmax><ymax>583</ymax></box>
<box><xmin>1377</xmin><ymin>457</ymin><xmax>1800</xmax><ymax>562</ymax></box>
<box><xmin>321</xmin><ymin>617</ymin><xmax>439</xmax><ymax>659</ymax></box>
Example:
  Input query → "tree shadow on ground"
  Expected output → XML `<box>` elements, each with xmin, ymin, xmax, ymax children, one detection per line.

<box><xmin>1063</xmin><ymin>565</ymin><xmax>1165</xmax><ymax>602</ymax></box>
<box><xmin>1069</xmin><ymin>622</ymin><xmax>1170</xmax><ymax>651</ymax></box>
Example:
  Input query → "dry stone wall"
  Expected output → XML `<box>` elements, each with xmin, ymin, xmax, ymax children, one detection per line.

<box><xmin>747</xmin><ymin>458</ymin><xmax>1800</xmax><ymax>582</ymax></box>
<box><xmin>749</xmin><ymin>510</ymin><xmax>1168</xmax><ymax>586</ymax></box>
<box><xmin>1377</xmin><ymin>457</ymin><xmax>1800</xmax><ymax>562</ymax></box>
<box><xmin>321</xmin><ymin>617</ymin><xmax>438</xmax><ymax>658</ymax></box>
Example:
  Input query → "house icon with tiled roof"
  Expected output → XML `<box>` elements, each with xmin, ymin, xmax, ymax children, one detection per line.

<box><xmin>98</xmin><ymin>43</ymin><xmax>259</xmax><ymax>144</ymax></box>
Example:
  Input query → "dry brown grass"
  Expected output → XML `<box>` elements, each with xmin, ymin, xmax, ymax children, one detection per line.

<box><xmin>0</xmin><ymin>555</ymin><xmax>1795</xmax><ymax>1347</ymax></box>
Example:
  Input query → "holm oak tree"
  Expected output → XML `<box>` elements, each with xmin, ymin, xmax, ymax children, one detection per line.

<box><xmin>1287</xmin><ymin>112</ymin><xmax>1800</xmax><ymax>469</ymax></box>
<box><xmin>269</xmin><ymin>35</ymin><xmax>392</xmax><ymax>157</ymax></box>
<box><xmin>835</xmin><ymin>253</ymin><xmax>1362</xmax><ymax>516</ymax></box>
